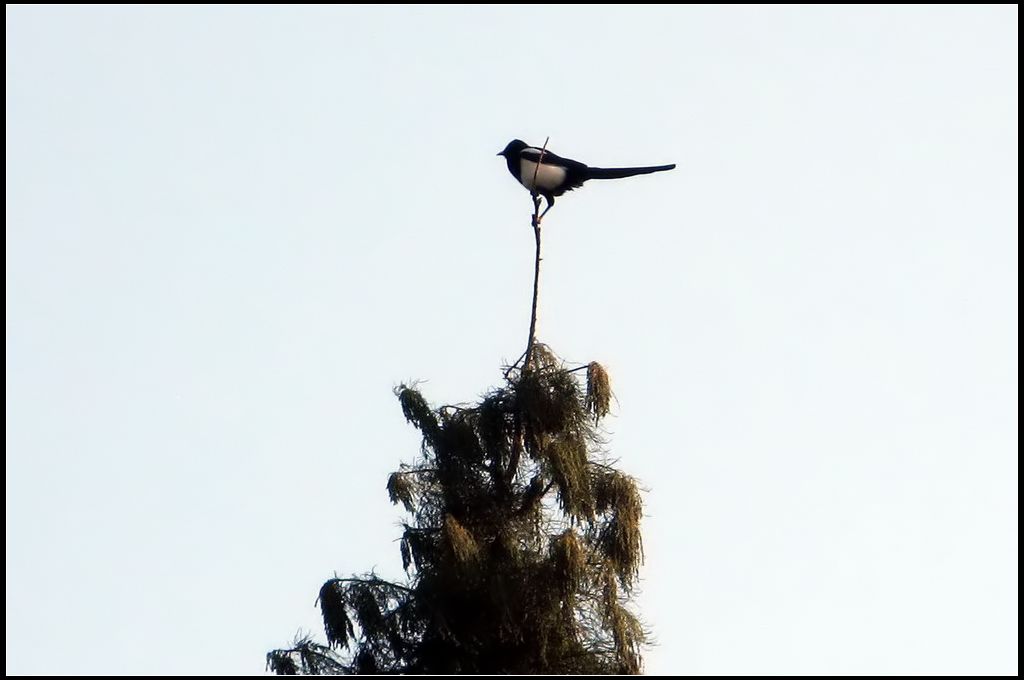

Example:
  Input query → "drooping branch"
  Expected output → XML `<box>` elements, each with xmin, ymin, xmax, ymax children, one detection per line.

<box><xmin>320</xmin><ymin>576</ymin><xmax>414</xmax><ymax>593</ymax></box>
<box><xmin>266</xmin><ymin>637</ymin><xmax>348</xmax><ymax>675</ymax></box>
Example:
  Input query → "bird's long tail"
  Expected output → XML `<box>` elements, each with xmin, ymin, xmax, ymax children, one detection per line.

<box><xmin>586</xmin><ymin>164</ymin><xmax>676</xmax><ymax>180</ymax></box>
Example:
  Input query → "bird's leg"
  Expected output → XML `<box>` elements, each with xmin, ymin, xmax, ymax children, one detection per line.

<box><xmin>534</xmin><ymin>194</ymin><xmax>554</xmax><ymax>226</ymax></box>
<box><xmin>531</xmin><ymin>193</ymin><xmax>543</xmax><ymax>227</ymax></box>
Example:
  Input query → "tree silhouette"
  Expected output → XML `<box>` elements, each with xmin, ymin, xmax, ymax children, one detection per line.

<box><xmin>268</xmin><ymin>158</ymin><xmax>647</xmax><ymax>674</ymax></box>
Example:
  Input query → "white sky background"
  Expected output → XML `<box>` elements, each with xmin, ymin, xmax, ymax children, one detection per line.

<box><xmin>5</xmin><ymin>5</ymin><xmax>1017</xmax><ymax>675</ymax></box>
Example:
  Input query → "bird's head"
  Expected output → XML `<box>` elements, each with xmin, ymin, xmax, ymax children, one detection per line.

<box><xmin>497</xmin><ymin>139</ymin><xmax>528</xmax><ymax>158</ymax></box>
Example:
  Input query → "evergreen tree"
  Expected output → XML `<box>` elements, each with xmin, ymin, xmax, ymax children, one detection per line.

<box><xmin>268</xmin><ymin>161</ymin><xmax>647</xmax><ymax>674</ymax></box>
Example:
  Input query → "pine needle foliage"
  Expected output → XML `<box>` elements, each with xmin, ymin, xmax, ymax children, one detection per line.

<box><xmin>268</xmin><ymin>350</ymin><xmax>646</xmax><ymax>674</ymax></box>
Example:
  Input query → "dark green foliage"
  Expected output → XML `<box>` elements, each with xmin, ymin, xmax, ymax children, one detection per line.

<box><xmin>269</xmin><ymin>350</ymin><xmax>646</xmax><ymax>674</ymax></box>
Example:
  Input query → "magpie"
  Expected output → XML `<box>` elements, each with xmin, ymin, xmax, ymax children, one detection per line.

<box><xmin>497</xmin><ymin>139</ymin><xmax>675</xmax><ymax>224</ymax></box>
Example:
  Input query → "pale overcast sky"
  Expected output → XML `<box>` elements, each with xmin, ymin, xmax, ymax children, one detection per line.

<box><xmin>6</xmin><ymin>5</ymin><xmax>1017</xmax><ymax>675</ymax></box>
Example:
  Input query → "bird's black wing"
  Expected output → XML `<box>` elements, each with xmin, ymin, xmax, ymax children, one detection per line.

<box><xmin>519</xmin><ymin>146</ymin><xmax>582</xmax><ymax>169</ymax></box>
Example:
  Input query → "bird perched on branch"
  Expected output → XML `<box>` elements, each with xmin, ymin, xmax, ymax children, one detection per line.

<box><xmin>498</xmin><ymin>139</ymin><xmax>675</xmax><ymax>224</ymax></box>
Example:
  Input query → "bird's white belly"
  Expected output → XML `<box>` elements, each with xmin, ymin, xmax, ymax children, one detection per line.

<box><xmin>519</xmin><ymin>158</ymin><xmax>566</xmax><ymax>191</ymax></box>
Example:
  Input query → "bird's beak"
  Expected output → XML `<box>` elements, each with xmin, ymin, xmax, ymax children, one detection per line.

<box><xmin>496</xmin><ymin>151</ymin><xmax>503</xmax><ymax>156</ymax></box>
